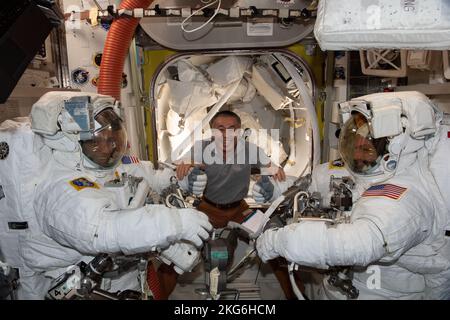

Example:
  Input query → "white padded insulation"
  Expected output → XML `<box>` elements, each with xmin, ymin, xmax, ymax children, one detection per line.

<box><xmin>314</xmin><ymin>0</ymin><xmax>450</xmax><ymax>50</ymax></box>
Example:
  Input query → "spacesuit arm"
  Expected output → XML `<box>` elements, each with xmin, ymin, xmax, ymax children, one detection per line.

<box><xmin>351</xmin><ymin>195</ymin><xmax>433</xmax><ymax>262</ymax></box>
<box><xmin>258</xmin><ymin>191</ymin><xmax>433</xmax><ymax>268</ymax></box>
<box><xmin>93</xmin><ymin>205</ymin><xmax>193</xmax><ymax>254</ymax></box>
<box><xmin>35</xmin><ymin>175</ymin><xmax>210</xmax><ymax>256</ymax></box>
<box><xmin>257</xmin><ymin>219</ymin><xmax>386</xmax><ymax>269</ymax></box>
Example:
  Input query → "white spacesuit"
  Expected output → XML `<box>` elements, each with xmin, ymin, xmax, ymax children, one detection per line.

<box><xmin>254</xmin><ymin>91</ymin><xmax>450</xmax><ymax>299</ymax></box>
<box><xmin>0</xmin><ymin>91</ymin><xmax>212</xmax><ymax>300</ymax></box>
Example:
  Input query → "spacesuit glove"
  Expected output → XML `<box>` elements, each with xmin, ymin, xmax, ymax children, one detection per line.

<box><xmin>256</xmin><ymin>228</ymin><xmax>281</xmax><ymax>263</ymax></box>
<box><xmin>159</xmin><ymin>241</ymin><xmax>201</xmax><ymax>274</ymax></box>
<box><xmin>178</xmin><ymin>167</ymin><xmax>207</xmax><ymax>196</ymax></box>
<box><xmin>171</xmin><ymin>208</ymin><xmax>213</xmax><ymax>247</ymax></box>
<box><xmin>188</xmin><ymin>167</ymin><xmax>207</xmax><ymax>196</ymax></box>
<box><xmin>252</xmin><ymin>176</ymin><xmax>274</xmax><ymax>203</ymax></box>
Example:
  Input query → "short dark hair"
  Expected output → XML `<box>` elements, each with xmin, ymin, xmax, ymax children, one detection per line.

<box><xmin>210</xmin><ymin>110</ymin><xmax>241</xmax><ymax>127</ymax></box>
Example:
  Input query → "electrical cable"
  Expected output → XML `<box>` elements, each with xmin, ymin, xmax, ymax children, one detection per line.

<box><xmin>288</xmin><ymin>262</ymin><xmax>306</xmax><ymax>300</ymax></box>
<box><xmin>181</xmin><ymin>0</ymin><xmax>222</xmax><ymax>33</ymax></box>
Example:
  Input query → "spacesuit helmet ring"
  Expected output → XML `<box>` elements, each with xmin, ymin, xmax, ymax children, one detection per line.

<box><xmin>80</xmin><ymin>107</ymin><xmax>127</xmax><ymax>169</ymax></box>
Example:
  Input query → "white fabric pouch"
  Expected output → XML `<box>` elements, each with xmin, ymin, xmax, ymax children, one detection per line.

<box><xmin>314</xmin><ymin>0</ymin><xmax>450</xmax><ymax>50</ymax></box>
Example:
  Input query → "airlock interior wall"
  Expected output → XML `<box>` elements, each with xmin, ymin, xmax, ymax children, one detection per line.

<box><xmin>142</xmin><ymin>45</ymin><xmax>325</xmax><ymax>170</ymax></box>
<box><xmin>142</xmin><ymin>49</ymin><xmax>176</xmax><ymax>163</ymax></box>
<box><xmin>146</xmin><ymin>49</ymin><xmax>321</xmax><ymax>178</ymax></box>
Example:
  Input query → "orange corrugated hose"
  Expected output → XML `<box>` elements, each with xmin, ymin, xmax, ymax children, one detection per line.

<box><xmin>97</xmin><ymin>0</ymin><xmax>163</xmax><ymax>300</ymax></box>
<box><xmin>97</xmin><ymin>0</ymin><xmax>153</xmax><ymax>100</ymax></box>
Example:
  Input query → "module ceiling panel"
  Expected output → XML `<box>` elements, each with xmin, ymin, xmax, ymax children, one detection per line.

<box><xmin>140</xmin><ymin>0</ymin><xmax>315</xmax><ymax>50</ymax></box>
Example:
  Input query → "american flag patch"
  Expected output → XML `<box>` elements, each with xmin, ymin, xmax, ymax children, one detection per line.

<box><xmin>362</xmin><ymin>184</ymin><xmax>407</xmax><ymax>200</ymax></box>
<box><xmin>121</xmin><ymin>155</ymin><xmax>140</xmax><ymax>164</ymax></box>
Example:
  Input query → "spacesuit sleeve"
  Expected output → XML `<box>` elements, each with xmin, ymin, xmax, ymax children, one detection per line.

<box><xmin>34</xmin><ymin>175</ymin><xmax>182</xmax><ymax>255</ymax></box>
<box><xmin>270</xmin><ymin>219</ymin><xmax>386</xmax><ymax>269</ymax></box>
<box><xmin>351</xmin><ymin>193</ymin><xmax>433</xmax><ymax>261</ymax></box>
<box><xmin>270</xmin><ymin>190</ymin><xmax>432</xmax><ymax>269</ymax></box>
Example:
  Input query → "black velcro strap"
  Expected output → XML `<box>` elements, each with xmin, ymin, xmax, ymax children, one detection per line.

<box><xmin>8</xmin><ymin>222</ymin><xmax>28</xmax><ymax>230</ymax></box>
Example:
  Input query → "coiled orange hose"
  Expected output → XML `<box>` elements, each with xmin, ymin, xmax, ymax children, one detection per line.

<box><xmin>97</xmin><ymin>0</ymin><xmax>153</xmax><ymax>100</ymax></box>
<box><xmin>97</xmin><ymin>0</ymin><xmax>163</xmax><ymax>300</ymax></box>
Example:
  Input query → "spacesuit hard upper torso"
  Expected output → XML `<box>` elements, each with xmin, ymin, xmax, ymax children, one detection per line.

<box><xmin>255</xmin><ymin>92</ymin><xmax>450</xmax><ymax>299</ymax></box>
<box><xmin>313</xmin><ymin>160</ymin><xmax>450</xmax><ymax>300</ymax></box>
<box><xmin>267</xmin><ymin>160</ymin><xmax>449</xmax><ymax>300</ymax></box>
<box><xmin>31</xmin><ymin>156</ymin><xmax>168</xmax><ymax>263</ymax></box>
<box><xmin>309</xmin><ymin>159</ymin><xmax>361</xmax><ymax>206</ymax></box>
<box><xmin>0</xmin><ymin>120</ymin><xmax>179</xmax><ymax>299</ymax></box>
<box><xmin>33</xmin><ymin>156</ymin><xmax>182</xmax><ymax>298</ymax></box>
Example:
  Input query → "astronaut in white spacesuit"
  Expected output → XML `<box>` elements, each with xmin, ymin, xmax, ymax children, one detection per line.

<box><xmin>0</xmin><ymin>91</ymin><xmax>212</xmax><ymax>300</ymax></box>
<box><xmin>253</xmin><ymin>91</ymin><xmax>450</xmax><ymax>299</ymax></box>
